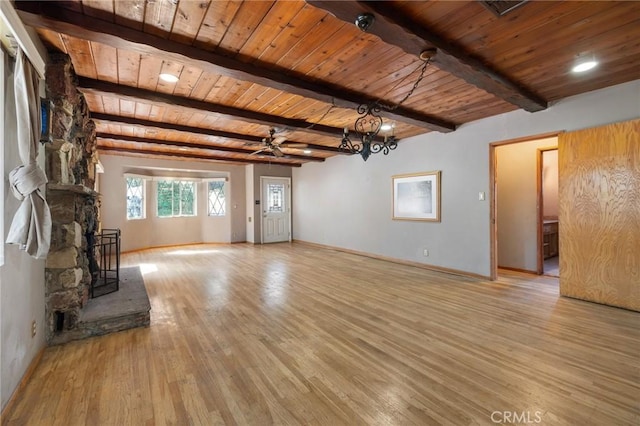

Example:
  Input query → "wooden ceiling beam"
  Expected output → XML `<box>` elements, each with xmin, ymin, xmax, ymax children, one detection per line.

<box><xmin>15</xmin><ymin>2</ymin><xmax>456</xmax><ymax>132</ymax></box>
<box><xmin>79</xmin><ymin>77</ymin><xmax>342</xmax><ymax>139</ymax></box>
<box><xmin>97</xmin><ymin>133</ymin><xmax>325</xmax><ymax>162</ymax></box>
<box><xmin>97</xmin><ymin>146</ymin><xmax>302</xmax><ymax>167</ymax></box>
<box><xmin>90</xmin><ymin>113</ymin><xmax>349</xmax><ymax>155</ymax></box>
<box><xmin>308</xmin><ymin>0</ymin><xmax>548</xmax><ymax>112</ymax></box>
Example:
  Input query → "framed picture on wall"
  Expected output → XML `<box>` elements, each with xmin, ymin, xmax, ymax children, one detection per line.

<box><xmin>392</xmin><ymin>171</ymin><xmax>441</xmax><ymax>221</ymax></box>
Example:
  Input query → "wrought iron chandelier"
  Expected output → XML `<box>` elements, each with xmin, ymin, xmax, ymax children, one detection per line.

<box><xmin>339</xmin><ymin>13</ymin><xmax>436</xmax><ymax>161</ymax></box>
<box><xmin>339</xmin><ymin>104</ymin><xmax>398</xmax><ymax>161</ymax></box>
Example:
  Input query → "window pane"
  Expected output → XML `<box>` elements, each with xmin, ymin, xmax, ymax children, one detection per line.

<box><xmin>208</xmin><ymin>181</ymin><xmax>225</xmax><ymax>216</ymax></box>
<box><xmin>181</xmin><ymin>181</ymin><xmax>195</xmax><ymax>216</ymax></box>
<box><xmin>157</xmin><ymin>179</ymin><xmax>196</xmax><ymax>217</ymax></box>
<box><xmin>172</xmin><ymin>181</ymin><xmax>181</xmax><ymax>216</ymax></box>
<box><xmin>126</xmin><ymin>177</ymin><xmax>144</xmax><ymax>219</ymax></box>
<box><xmin>157</xmin><ymin>180</ymin><xmax>174</xmax><ymax>217</ymax></box>
<box><xmin>268</xmin><ymin>183</ymin><xmax>284</xmax><ymax>212</ymax></box>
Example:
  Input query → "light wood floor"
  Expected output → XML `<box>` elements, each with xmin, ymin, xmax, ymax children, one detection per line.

<box><xmin>3</xmin><ymin>243</ymin><xmax>639</xmax><ymax>425</ymax></box>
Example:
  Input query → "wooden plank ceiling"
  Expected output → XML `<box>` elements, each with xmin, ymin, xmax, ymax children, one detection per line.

<box><xmin>16</xmin><ymin>1</ymin><xmax>640</xmax><ymax>167</ymax></box>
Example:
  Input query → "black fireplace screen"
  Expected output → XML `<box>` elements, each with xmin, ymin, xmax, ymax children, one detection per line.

<box><xmin>91</xmin><ymin>228</ymin><xmax>121</xmax><ymax>298</ymax></box>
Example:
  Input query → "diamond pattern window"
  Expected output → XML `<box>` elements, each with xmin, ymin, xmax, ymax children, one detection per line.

<box><xmin>126</xmin><ymin>177</ymin><xmax>145</xmax><ymax>220</ymax></box>
<box><xmin>208</xmin><ymin>181</ymin><xmax>226</xmax><ymax>216</ymax></box>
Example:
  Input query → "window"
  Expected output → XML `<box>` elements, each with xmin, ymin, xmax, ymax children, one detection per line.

<box><xmin>208</xmin><ymin>181</ymin><xmax>226</xmax><ymax>216</ymax></box>
<box><xmin>267</xmin><ymin>183</ymin><xmax>284</xmax><ymax>212</ymax></box>
<box><xmin>126</xmin><ymin>177</ymin><xmax>145</xmax><ymax>220</ymax></box>
<box><xmin>157</xmin><ymin>180</ymin><xmax>197</xmax><ymax>217</ymax></box>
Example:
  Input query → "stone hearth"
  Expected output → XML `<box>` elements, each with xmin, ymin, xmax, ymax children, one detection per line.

<box><xmin>49</xmin><ymin>267</ymin><xmax>151</xmax><ymax>345</ymax></box>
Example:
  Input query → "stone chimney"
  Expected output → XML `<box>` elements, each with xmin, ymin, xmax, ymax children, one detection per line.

<box><xmin>44</xmin><ymin>53</ymin><xmax>100</xmax><ymax>344</ymax></box>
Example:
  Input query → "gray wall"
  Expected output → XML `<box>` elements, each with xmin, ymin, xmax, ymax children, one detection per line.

<box><xmin>1</xmin><ymin>56</ymin><xmax>46</xmax><ymax>410</ymax></box>
<box><xmin>496</xmin><ymin>137</ymin><xmax>557</xmax><ymax>272</ymax></box>
<box><xmin>245</xmin><ymin>164</ymin><xmax>293</xmax><ymax>244</ymax></box>
<box><xmin>99</xmin><ymin>155</ymin><xmax>247</xmax><ymax>252</ymax></box>
<box><xmin>292</xmin><ymin>80</ymin><xmax>640</xmax><ymax>278</ymax></box>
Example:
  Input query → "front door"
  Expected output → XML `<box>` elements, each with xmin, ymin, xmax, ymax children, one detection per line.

<box><xmin>261</xmin><ymin>177</ymin><xmax>290</xmax><ymax>243</ymax></box>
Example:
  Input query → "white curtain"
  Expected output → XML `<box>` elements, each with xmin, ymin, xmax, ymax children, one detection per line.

<box><xmin>6</xmin><ymin>49</ymin><xmax>51</xmax><ymax>259</ymax></box>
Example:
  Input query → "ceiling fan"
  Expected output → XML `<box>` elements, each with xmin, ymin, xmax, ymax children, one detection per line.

<box><xmin>248</xmin><ymin>128</ymin><xmax>288</xmax><ymax>157</ymax></box>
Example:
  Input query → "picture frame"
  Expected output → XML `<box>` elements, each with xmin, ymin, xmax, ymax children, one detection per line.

<box><xmin>392</xmin><ymin>170</ymin><xmax>441</xmax><ymax>222</ymax></box>
<box><xmin>40</xmin><ymin>98</ymin><xmax>52</xmax><ymax>144</ymax></box>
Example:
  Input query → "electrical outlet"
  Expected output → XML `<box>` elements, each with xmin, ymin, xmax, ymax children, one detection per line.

<box><xmin>31</xmin><ymin>320</ymin><xmax>36</xmax><ymax>338</ymax></box>
<box><xmin>423</xmin><ymin>249</ymin><xmax>429</xmax><ymax>257</ymax></box>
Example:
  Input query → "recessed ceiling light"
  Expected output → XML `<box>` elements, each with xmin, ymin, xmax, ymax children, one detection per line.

<box><xmin>380</xmin><ymin>123</ymin><xmax>393</xmax><ymax>131</ymax></box>
<box><xmin>303</xmin><ymin>149</ymin><xmax>312</xmax><ymax>154</ymax></box>
<box><xmin>572</xmin><ymin>55</ymin><xmax>598</xmax><ymax>73</ymax></box>
<box><xmin>159</xmin><ymin>73</ymin><xmax>179</xmax><ymax>83</ymax></box>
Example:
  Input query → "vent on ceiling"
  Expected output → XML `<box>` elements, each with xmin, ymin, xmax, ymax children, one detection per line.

<box><xmin>481</xmin><ymin>1</ymin><xmax>528</xmax><ymax>17</ymax></box>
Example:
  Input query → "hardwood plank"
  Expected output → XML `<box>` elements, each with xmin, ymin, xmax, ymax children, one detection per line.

<box><xmin>193</xmin><ymin>0</ymin><xmax>242</xmax><ymax>51</ymax></box>
<box><xmin>216</xmin><ymin>0</ymin><xmax>275</xmax><ymax>56</ymax></box>
<box><xmin>169</xmin><ymin>0</ymin><xmax>212</xmax><ymax>45</ymax></box>
<box><xmin>60</xmin><ymin>34</ymin><xmax>97</xmax><ymax>79</ymax></box>
<box><xmin>114</xmin><ymin>0</ymin><xmax>146</xmax><ymax>31</ymax></box>
<box><xmin>3</xmin><ymin>244</ymin><xmax>638</xmax><ymax>425</ymax></box>
<box><xmin>137</xmin><ymin>54</ymin><xmax>163</xmax><ymax>91</ymax></box>
<box><xmin>172</xmin><ymin>65</ymin><xmax>204</xmax><ymax>98</ymax></box>
<box><xmin>256</xmin><ymin>3</ymin><xmax>326</xmax><ymax>64</ymax></box>
<box><xmin>236</xmin><ymin>1</ymin><xmax>304</xmax><ymax>63</ymax></box>
<box><xmin>90</xmin><ymin>41</ymin><xmax>117</xmax><ymax>83</ymax></box>
<box><xmin>142</xmin><ymin>0</ymin><xmax>177</xmax><ymax>38</ymax></box>
<box><xmin>116</xmin><ymin>49</ymin><xmax>140</xmax><ymax>87</ymax></box>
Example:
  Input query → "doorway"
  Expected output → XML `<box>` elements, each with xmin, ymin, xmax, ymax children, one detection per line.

<box><xmin>260</xmin><ymin>177</ymin><xmax>291</xmax><ymax>244</ymax></box>
<box><xmin>489</xmin><ymin>132</ymin><xmax>560</xmax><ymax>280</ymax></box>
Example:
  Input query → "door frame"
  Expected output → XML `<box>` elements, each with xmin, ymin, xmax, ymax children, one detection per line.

<box><xmin>489</xmin><ymin>131</ymin><xmax>561</xmax><ymax>280</ymax></box>
<box><xmin>260</xmin><ymin>176</ymin><xmax>292</xmax><ymax>244</ymax></box>
<box><xmin>536</xmin><ymin>147</ymin><xmax>559</xmax><ymax>274</ymax></box>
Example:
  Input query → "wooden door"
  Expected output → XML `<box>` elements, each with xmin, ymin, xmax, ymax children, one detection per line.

<box><xmin>261</xmin><ymin>177</ymin><xmax>291</xmax><ymax>244</ymax></box>
<box><xmin>559</xmin><ymin>119</ymin><xmax>640</xmax><ymax>311</ymax></box>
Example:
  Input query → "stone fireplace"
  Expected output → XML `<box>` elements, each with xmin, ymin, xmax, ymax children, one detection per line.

<box><xmin>44</xmin><ymin>53</ymin><xmax>101</xmax><ymax>344</ymax></box>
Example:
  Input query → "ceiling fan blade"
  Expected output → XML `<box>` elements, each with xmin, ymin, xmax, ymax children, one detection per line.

<box><xmin>273</xmin><ymin>136</ymin><xmax>287</xmax><ymax>145</ymax></box>
<box><xmin>249</xmin><ymin>148</ymin><xmax>266</xmax><ymax>156</ymax></box>
<box><xmin>281</xmin><ymin>143</ymin><xmax>308</xmax><ymax>148</ymax></box>
<box><xmin>272</xmin><ymin>146</ymin><xmax>285</xmax><ymax>157</ymax></box>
